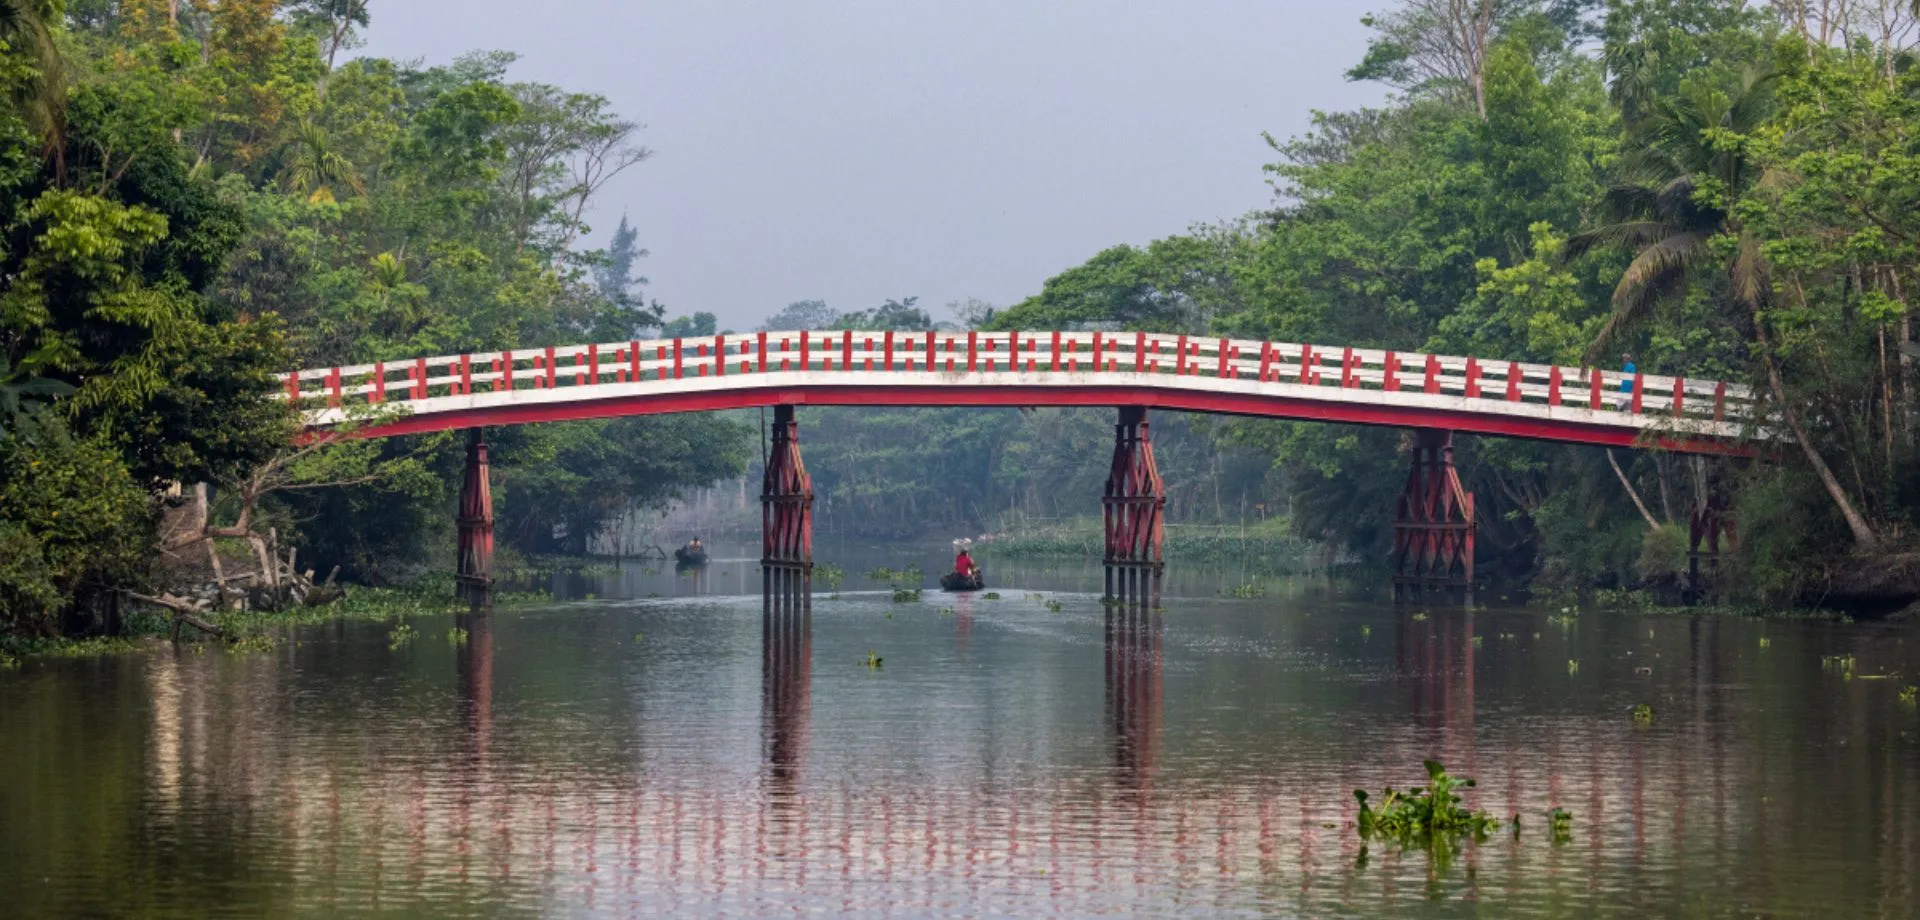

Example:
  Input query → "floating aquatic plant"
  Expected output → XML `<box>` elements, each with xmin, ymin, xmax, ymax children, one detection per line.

<box><xmin>983</xmin><ymin>592</ymin><xmax>1002</xmax><ymax>600</ymax></box>
<box><xmin>866</xmin><ymin>564</ymin><xmax>923</xmax><ymax>583</ymax></box>
<box><xmin>1361</xmin><ymin>625</ymin><xmax>1372</xmax><ymax>639</ymax></box>
<box><xmin>387</xmin><ymin>622</ymin><xmax>415</xmax><ymax>650</ymax></box>
<box><xmin>445</xmin><ymin>627</ymin><xmax>468</xmax><ymax>645</ymax></box>
<box><xmin>1354</xmin><ymin>760</ymin><xmax>1507</xmax><ymax>845</ymax></box>
<box><xmin>1567</xmin><ymin>659</ymin><xmax>1580</xmax><ymax>674</ymax></box>
<box><xmin>816</xmin><ymin>563</ymin><xmax>845</xmax><ymax>591</ymax></box>
<box><xmin>1631</xmin><ymin>703</ymin><xmax>1653</xmax><ymax>723</ymax></box>
<box><xmin>1411</xmin><ymin>612</ymin><xmax>1429</xmax><ymax>622</ymax></box>
<box><xmin>1899</xmin><ymin>685</ymin><xmax>1917</xmax><ymax>704</ymax></box>
<box><xmin>891</xmin><ymin>588</ymin><xmax>923</xmax><ymax>603</ymax></box>
<box><xmin>864</xmin><ymin>650</ymin><xmax>883</xmax><ymax>669</ymax></box>
<box><xmin>1546</xmin><ymin>807</ymin><xmax>1573</xmax><ymax>843</ymax></box>
<box><xmin>1221</xmin><ymin>581</ymin><xmax>1267</xmax><ymax>598</ymax></box>
<box><xmin>1044</xmin><ymin>599</ymin><xmax>1063</xmax><ymax>612</ymax></box>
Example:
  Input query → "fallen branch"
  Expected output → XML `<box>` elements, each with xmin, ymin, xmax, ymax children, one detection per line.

<box><xmin>126</xmin><ymin>592</ymin><xmax>230</xmax><ymax>639</ymax></box>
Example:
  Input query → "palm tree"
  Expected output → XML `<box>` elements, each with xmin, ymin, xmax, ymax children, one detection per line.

<box><xmin>280</xmin><ymin>118</ymin><xmax>363</xmax><ymax>203</ymax></box>
<box><xmin>1570</xmin><ymin>67</ymin><xmax>1881</xmax><ymax>549</ymax></box>
<box><xmin>0</xmin><ymin>0</ymin><xmax>67</xmax><ymax>168</ymax></box>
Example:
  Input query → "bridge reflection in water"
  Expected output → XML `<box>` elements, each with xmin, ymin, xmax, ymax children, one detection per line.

<box><xmin>390</xmin><ymin>602</ymin><xmax>1817</xmax><ymax>917</ymax></box>
<box><xmin>25</xmin><ymin>593</ymin><xmax>1903</xmax><ymax>917</ymax></box>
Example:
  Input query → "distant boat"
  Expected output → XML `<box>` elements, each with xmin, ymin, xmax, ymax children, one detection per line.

<box><xmin>674</xmin><ymin>546</ymin><xmax>709</xmax><ymax>567</ymax></box>
<box><xmin>940</xmin><ymin>569</ymin><xmax>985</xmax><ymax>592</ymax></box>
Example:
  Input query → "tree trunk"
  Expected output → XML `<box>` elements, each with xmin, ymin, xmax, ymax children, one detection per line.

<box><xmin>1607</xmin><ymin>450</ymin><xmax>1660</xmax><ymax>529</ymax></box>
<box><xmin>1753</xmin><ymin>311</ymin><xmax>1881</xmax><ymax>549</ymax></box>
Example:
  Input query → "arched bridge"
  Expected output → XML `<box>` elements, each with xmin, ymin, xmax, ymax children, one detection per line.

<box><xmin>282</xmin><ymin>330</ymin><xmax>1757</xmax><ymax>603</ymax></box>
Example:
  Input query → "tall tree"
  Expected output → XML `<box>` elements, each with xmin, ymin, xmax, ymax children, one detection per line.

<box><xmin>593</xmin><ymin>214</ymin><xmax>648</xmax><ymax>307</ymax></box>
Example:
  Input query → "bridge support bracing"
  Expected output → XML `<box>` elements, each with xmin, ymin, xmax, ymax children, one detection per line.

<box><xmin>1391</xmin><ymin>429</ymin><xmax>1475</xmax><ymax>598</ymax></box>
<box><xmin>455</xmin><ymin>428</ymin><xmax>495</xmax><ymax>606</ymax></box>
<box><xmin>1103</xmin><ymin>406</ymin><xmax>1166</xmax><ymax>608</ymax></box>
<box><xmin>762</xmin><ymin>404</ymin><xmax>814</xmax><ymax>615</ymax></box>
<box><xmin>1687</xmin><ymin>471</ymin><xmax>1735</xmax><ymax>600</ymax></box>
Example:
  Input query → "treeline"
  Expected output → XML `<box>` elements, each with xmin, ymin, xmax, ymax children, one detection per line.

<box><xmin>1</xmin><ymin>2</ymin><xmax>745</xmax><ymax>637</ymax></box>
<box><xmin>729</xmin><ymin>300</ymin><xmax>1285</xmax><ymax>539</ymax></box>
<box><xmin>976</xmin><ymin>0</ymin><xmax>1920</xmax><ymax>603</ymax></box>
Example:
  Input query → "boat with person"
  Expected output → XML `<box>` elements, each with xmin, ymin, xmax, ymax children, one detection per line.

<box><xmin>940</xmin><ymin>569</ymin><xmax>986</xmax><ymax>592</ymax></box>
<box><xmin>674</xmin><ymin>538</ymin><xmax>708</xmax><ymax>568</ymax></box>
<box><xmin>942</xmin><ymin>538</ymin><xmax>984</xmax><ymax>591</ymax></box>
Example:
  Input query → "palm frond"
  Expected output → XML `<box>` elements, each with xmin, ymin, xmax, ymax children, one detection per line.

<box><xmin>1583</xmin><ymin>232</ymin><xmax>1705</xmax><ymax>363</ymax></box>
<box><xmin>1564</xmin><ymin>221</ymin><xmax>1678</xmax><ymax>262</ymax></box>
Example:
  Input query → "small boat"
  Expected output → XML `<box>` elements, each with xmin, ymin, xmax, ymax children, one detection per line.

<box><xmin>940</xmin><ymin>569</ymin><xmax>986</xmax><ymax>592</ymax></box>
<box><xmin>674</xmin><ymin>546</ymin><xmax>709</xmax><ymax>567</ymax></box>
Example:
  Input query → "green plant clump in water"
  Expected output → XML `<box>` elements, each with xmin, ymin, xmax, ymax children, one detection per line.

<box><xmin>891</xmin><ymin>587</ymin><xmax>923</xmax><ymax>603</ymax></box>
<box><xmin>1631</xmin><ymin>703</ymin><xmax>1654</xmax><ymax>723</ymax></box>
<box><xmin>388</xmin><ymin>622</ymin><xmax>416</xmax><ymax>650</ymax></box>
<box><xmin>1899</xmin><ymin>685</ymin><xmax>1917</xmax><ymax>703</ymax></box>
<box><xmin>865</xmin><ymin>650</ymin><xmax>883</xmax><ymax>669</ymax></box>
<box><xmin>1567</xmin><ymin>659</ymin><xmax>1580</xmax><ymax>674</ymax></box>
<box><xmin>1411</xmin><ymin>612</ymin><xmax>1429</xmax><ymax>622</ymax></box>
<box><xmin>1361</xmin><ymin>625</ymin><xmax>1372</xmax><ymax>639</ymax></box>
<box><xmin>1222</xmin><ymin>580</ymin><xmax>1267</xmax><ymax>598</ymax></box>
<box><xmin>1354</xmin><ymin>760</ymin><xmax>1508</xmax><ymax>845</ymax></box>
<box><xmin>1547</xmin><ymin>807</ymin><xmax>1573</xmax><ymax>843</ymax></box>
<box><xmin>816</xmin><ymin>563</ymin><xmax>845</xmax><ymax>592</ymax></box>
<box><xmin>1044</xmin><ymin>599</ymin><xmax>1063</xmax><ymax>612</ymax></box>
<box><xmin>446</xmin><ymin>627</ymin><xmax>468</xmax><ymax>645</ymax></box>
<box><xmin>983</xmin><ymin>592</ymin><xmax>1002</xmax><ymax>600</ymax></box>
<box><xmin>866</xmin><ymin>564</ymin><xmax>924</xmax><ymax>583</ymax></box>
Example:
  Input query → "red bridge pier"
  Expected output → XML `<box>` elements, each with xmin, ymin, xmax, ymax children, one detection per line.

<box><xmin>762</xmin><ymin>404</ymin><xmax>814</xmax><ymax>614</ymax></box>
<box><xmin>1391</xmin><ymin>429</ymin><xmax>1475</xmax><ymax>598</ymax></box>
<box><xmin>1104</xmin><ymin>406</ymin><xmax>1166</xmax><ymax>607</ymax></box>
<box><xmin>455</xmin><ymin>428</ymin><xmax>495</xmax><ymax>606</ymax></box>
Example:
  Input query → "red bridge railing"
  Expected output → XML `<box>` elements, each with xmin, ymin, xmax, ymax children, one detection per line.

<box><xmin>284</xmin><ymin>329</ymin><xmax>1758</xmax><ymax>441</ymax></box>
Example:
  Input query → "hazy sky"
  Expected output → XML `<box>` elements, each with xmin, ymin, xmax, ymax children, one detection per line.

<box><xmin>357</xmin><ymin>2</ymin><xmax>1386</xmax><ymax>330</ymax></box>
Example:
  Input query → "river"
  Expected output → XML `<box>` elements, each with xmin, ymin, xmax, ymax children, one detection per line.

<box><xmin>2</xmin><ymin>538</ymin><xmax>1916</xmax><ymax>918</ymax></box>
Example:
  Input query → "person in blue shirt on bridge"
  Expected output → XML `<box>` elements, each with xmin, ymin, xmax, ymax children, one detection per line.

<box><xmin>1618</xmin><ymin>352</ymin><xmax>1637</xmax><ymax>408</ymax></box>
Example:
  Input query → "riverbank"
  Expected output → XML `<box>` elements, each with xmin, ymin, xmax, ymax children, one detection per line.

<box><xmin>0</xmin><ymin>575</ymin><xmax>542</xmax><ymax>666</ymax></box>
<box><xmin>973</xmin><ymin>517</ymin><xmax>1332</xmax><ymax>570</ymax></box>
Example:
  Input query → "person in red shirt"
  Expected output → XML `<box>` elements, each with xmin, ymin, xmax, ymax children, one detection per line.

<box><xmin>954</xmin><ymin>549</ymin><xmax>975</xmax><ymax>577</ymax></box>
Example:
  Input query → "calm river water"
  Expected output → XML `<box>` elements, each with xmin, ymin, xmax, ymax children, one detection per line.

<box><xmin>3</xmin><ymin>539</ymin><xmax>1917</xmax><ymax>918</ymax></box>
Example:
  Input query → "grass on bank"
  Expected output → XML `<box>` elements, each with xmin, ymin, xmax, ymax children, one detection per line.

<box><xmin>976</xmin><ymin>517</ymin><xmax>1322</xmax><ymax>567</ymax></box>
<box><xmin>1</xmin><ymin>574</ymin><xmax>544</xmax><ymax>665</ymax></box>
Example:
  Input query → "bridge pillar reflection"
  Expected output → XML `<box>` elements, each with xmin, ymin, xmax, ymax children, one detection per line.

<box><xmin>455</xmin><ymin>428</ymin><xmax>495</xmax><ymax>606</ymax></box>
<box><xmin>762</xmin><ymin>404</ymin><xmax>813</xmax><ymax>614</ymax></box>
<box><xmin>1103</xmin><ymin>406</ymin><xmax>1165</xmax><ymax>607</ymax></box>
<box><xmin>1391</xmin><ymin>429</ymin><xmax>1474</xmax><ymax>599</ymax></box>
<box><xmin>1105</xmin><ymin>604</ymin><xmax>1163</xmax><ymax>793</ymax></box>
<box><xmin>762</xmin><ymin>598</ymin><xmax>811</xmax><ymax>807</ymax></box>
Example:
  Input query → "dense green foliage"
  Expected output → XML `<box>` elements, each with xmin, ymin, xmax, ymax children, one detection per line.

<box><xmin>1</xmin><ymin>2</ymin><xmax>747</xmax><ymax>633</ymax></box>
<box><xmin>970</xmin><ymin>0</ymin><xmax>1920</xmax><ymax>603</ymax></box>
